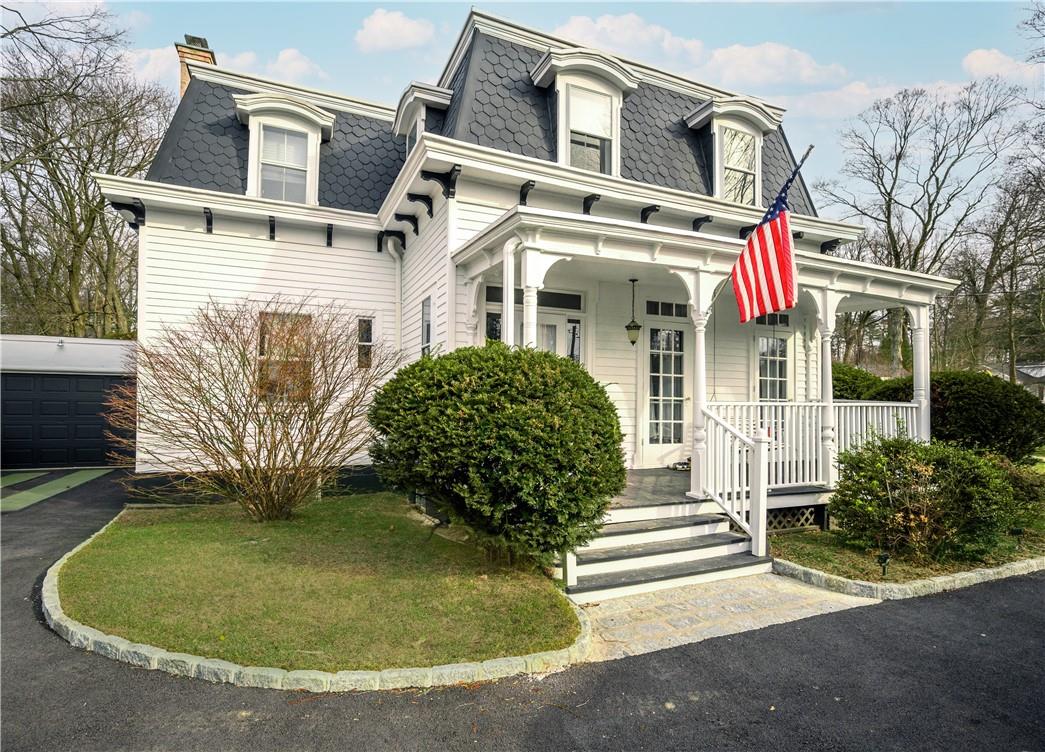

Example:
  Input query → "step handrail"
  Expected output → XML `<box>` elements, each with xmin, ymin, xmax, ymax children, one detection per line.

<box><xmin>702</xmin><ymin>408</ymin><xmax>769</xmax><ymax>557</ymax></box>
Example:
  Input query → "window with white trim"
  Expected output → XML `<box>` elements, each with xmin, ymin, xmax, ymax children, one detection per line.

<box><xmin>258</xmin><ymin>311</ymin><xmax>311</xmax><ymax>400</ymax></box>
<box><xmin>357</xmin><ymin>317</ymin><xmax>373</xmax><ymax>369</ymax></box>
<box><xmin>420</xmin><ymin>297</ymin><xmax>432</xmax><ymax>356</ymax></box>
<box><xmin>260</xmin><ymin>126</ymin><xmax>308</xmax><ymax>203</ymax></box>
<box><xmin>568</xmin><ymin>87</ymin><xmax>613</xmax><ymax>175</ymax></box>
<box><xmin>722</xmin><ymin>126</ymin><xmax>757</xmax><ymax>205</ymax></box>
<box><xmin>758</xmin><ymin>335</ymin><xmax>788</xmax><ymax>401</ymax></box>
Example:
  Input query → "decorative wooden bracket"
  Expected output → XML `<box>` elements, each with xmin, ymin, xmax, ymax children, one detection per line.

<box><xmin>583</xmin><ymin>194</ymin><xmax>601</xmax><ymax>215</ymax></box>
<box><xmin>820</xmin><ymin>239</ymin><xmax>840</xmax><ymax>255</ymax></box>
<box><xmin>792</xmin><ymin>231</ymin><xmax>805</xmax><ymax>240</ymax></box>
<box><xmin>739</xmin><ymin>224</ymin><xmax>757</xmax><ymax>240</ymax></box>
<box><xmin>519</xmin><ymin>180</ymin><xmax>536</xmax><ymax>206</ymax></box>
<box><xmin>326</xmin><ymin>224</ymin><xmax>333</xmax><ymax>247</ymax></box>
<box><xmin>268</xmin><ymin>216</ymin><xmax>276</xmax><ymax>241</ymax></box>
<box><xmin>406</xmin><ymin>192</ymin><xmax>433</xmax><ymax>218</ymax></box>
<box><xmin>421</xmin><ymin>164</ymin><xmax>461</xmax><ymax>199</ymax></box>
<box><xmin>394</xmin><ymin>213</ymin><xmax>419</xmax><ymax>236</ymax></box>
<box><xmin>377</xmin><ymin>230</ymin><xmax>406</xmax><ymax>253</ymax></box>
<box><xmin>110</xmin><ymin>200</ymin><xmax>145</xmax><ymax>230</ymax></box>
<box><xmin>203</xmin><ymin>207</ymin><xmax>213</xmax><ymax>234</ymax></box>
<box><xmin>692</xmin><ymin>215</ymin><xmax>712</xmax><ymax>232</ymax></box>
<box><xmin>641</xmin><ymin>205</ymin><xmax>661</xmax><ymax>224</ymax></box>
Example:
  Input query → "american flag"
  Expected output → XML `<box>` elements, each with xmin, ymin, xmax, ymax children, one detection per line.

<box><xmin>730</xmin><ymin>147</ymin><xmax>811</xmax><ymax>324</ymax></box>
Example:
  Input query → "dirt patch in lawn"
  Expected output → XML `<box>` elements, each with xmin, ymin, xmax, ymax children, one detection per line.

<box><xmin>59</xmin><ymin>492</ymin><xmax>579</xmax><ymax>672</ymax></box>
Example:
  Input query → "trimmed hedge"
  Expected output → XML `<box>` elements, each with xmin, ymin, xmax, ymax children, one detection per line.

<box><xmin>832</xmin><ymin>436</ymin><xmax>1019</xmax><ymax>562</ymax></box>
<box><xmin>368</xmin><ymin>343</ymin><xmax>626</xmax><ymax>561</ymax></box>
<box><xmin>863</xmin><ymin>371</ymin><xmax>1045</xmax><ymax>462</ymax></box>
<box><xmin>832</xmin><ymin>362</ymin><xmax>882</xmax><ymax>400</ymax></box>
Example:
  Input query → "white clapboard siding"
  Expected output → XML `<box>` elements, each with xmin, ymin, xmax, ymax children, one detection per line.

<box><xmin>455</xmin><ymin>200</ymin><xmax>509</xmax><ymax>246</ymax></box>
<box><xmin>591</xmin><ymin>281</ymin><xmax>639</xmax><ymax>465</ymax></box>
<box><xmin>401</xmin><ymin>198</ymin><xmax>450</xmax><ymax>361</ymax></box>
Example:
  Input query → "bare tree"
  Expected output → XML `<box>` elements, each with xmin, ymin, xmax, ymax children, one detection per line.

<box><xmin>817</xmin><ymin>79</ymin><xmax>1026</xmax><ymax>369</ymax></box>
<box><xmin>1</xmin><ymin>6</ymin><xmax>174</xmax><ymax>337</ymax></box>
<box><xmin>106</xmin><ymin>298</ymin><xmax>403</xmax><ymax>521</ymax></box>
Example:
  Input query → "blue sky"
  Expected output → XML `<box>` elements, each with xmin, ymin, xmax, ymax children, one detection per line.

<box><xmin>107</xmin><ymin>2</ymin><xmax>1043</xmax><ymax>187</ymax></box>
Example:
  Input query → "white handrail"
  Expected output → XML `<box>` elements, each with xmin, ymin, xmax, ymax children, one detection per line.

<box><xmin>702</xmin><ymin>409</ymin><xmax>768</xmax><ymax>556</ymax></box>
<box><xmin>709</xmin><ymin>402</ymin><xmax>824</xmax><ymax>488</ymax></box>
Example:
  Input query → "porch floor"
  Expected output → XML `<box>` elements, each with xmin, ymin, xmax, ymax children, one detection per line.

<box><xmin>611</xmin><ymin>469</ymin><xmax>691</xmax><ymax>508</ymax></box>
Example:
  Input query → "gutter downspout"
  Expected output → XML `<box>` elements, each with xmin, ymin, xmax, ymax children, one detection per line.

<box><xmin>384</xmin><ymin>237</ymin><xmax>403</xmax><ymax>349</ymax></box>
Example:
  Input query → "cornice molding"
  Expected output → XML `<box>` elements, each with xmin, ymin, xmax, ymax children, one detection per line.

<box><xmin>392</xmin><ymin>82</ymin><xmax>454</xmax><ymax>137</ymax></box>
<box><xmin>530</xmin><ymin>48</ymin><xmax>640</xmax><ymax>93</ymax></box>
<box><xmin>233</xmin><ymin>93</ymin><xmax>336</xmax><ymax>140</ymax></box>
<box><xmin>188</xmin><ymin>62</ymin><xmax>395</xmax><ymax>122</ymax></box>
<box><xmin>685</xmin><ymin>97</ymin><xmax>782</xmax><ymax>134</ymax></box>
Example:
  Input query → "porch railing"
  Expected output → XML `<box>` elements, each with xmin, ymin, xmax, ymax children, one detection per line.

<box><xmin>709</xmin><ymin>402</ymin><xmax>824</xmax><ymax>488</ymax></box>
<box><xmin>834</xmin><ymin>401</ymin><xmax>918</xmax><ymax>454</ymax></box>
<box><xmin>702</xmin><ymin>409</ymin><xmax>768</xmax><ymax>556</ymax></box>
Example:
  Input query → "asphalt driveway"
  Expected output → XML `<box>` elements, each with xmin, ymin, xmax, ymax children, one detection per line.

<box><xmin>2</xmin><ymin>473</ymin><xmax>1043</xmax><ymax>751</ymax></box>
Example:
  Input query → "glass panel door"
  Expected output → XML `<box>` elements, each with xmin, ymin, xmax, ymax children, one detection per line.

<box><xmin>649</xmin><ymin>328</ymin><xmax>685</xmax><ymax>445</ymax></box>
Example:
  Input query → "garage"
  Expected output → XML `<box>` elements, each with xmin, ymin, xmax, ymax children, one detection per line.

<box><xmin>1</xmin><ymin>335</ymin><xmax>133</xmax><ymax>469</ymax></box>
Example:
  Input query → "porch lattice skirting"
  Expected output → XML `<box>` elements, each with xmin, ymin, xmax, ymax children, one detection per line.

<box><xmin>41</xmin><ymin>513</ymin><xmax>593</xmax><ymax>691</ymax></box>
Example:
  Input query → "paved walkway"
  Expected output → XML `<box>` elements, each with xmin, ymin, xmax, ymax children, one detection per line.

<box><xmin>586</xmin><ymin>574</ymin><xmax>875</xmax><ymax>661</ymax></box>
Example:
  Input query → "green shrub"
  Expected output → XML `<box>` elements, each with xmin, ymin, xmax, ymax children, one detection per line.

<box><xmin>864</xmin><ymin>371</ymin><xmax>1045</xmax><ymax>462</ymax></box>
<box><xmin>991</xmin><ymin>455</ymin><xmax>1045</xmax><ymax>524</ymax></box>
<box><xmin>368</xmin><ymin>343</ymin><xmax>626</xmax><ymax>561</ymax></box>
<box><xmin>831</xmin><ymin>435</ymin><xmax>1017</xmax><ymax>562</ymax></box>
<box><xmin>832</xmin><ymin>362</ymin><xmax>882</xmax><ymax>400</ymax></box>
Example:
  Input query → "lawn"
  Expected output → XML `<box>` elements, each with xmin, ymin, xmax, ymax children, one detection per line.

<box><xmin>771</xmin><ymin>521</ymin><xmax>1045</xmax><ymax>583</ymax></box>
<box><xmin>59</xmin><ymin>492</ymin><xmax>579</xmax><ymax>672</ymax></box>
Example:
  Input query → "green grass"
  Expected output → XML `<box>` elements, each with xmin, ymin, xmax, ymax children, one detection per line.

<box><xmin>771</xmin><ymin>521</ymin><xmax>1045</xmax><ymax>583</ymax></box>
<box><xmin>59</xmin><ymin>492</ymin><xmax>579</xmax><ymax>672</ymax></box>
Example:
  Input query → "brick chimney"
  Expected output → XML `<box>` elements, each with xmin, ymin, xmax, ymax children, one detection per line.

<box><xmin>174</xmin><ymin>35</ymin><xmax>215</xmax><ymax>97</ymax></box>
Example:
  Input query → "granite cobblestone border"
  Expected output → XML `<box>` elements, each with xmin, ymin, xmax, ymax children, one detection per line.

<box><xmin>773</xmin><ymin>555</ymin><xmax>1045</xmax><ymax>600</ymax></box>
<box><xmin>41</xmin><ymin>512</ymin><xmax>592</xmax><ymax>692</ymax></box>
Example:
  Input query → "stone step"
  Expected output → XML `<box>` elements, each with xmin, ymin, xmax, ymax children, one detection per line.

<box><xmin>574</xmin><ymin>532</ymin><xmax>751</xmax><ymax>576</ymax></box>
<box><xmin>566</xmin><ymin>553</ymin><xmax>773</xmax><ymax>604</ymax></box>
<box><xmin>580</xmin><ymin>513</ymin><xmax>731</xmax><ymax>550</ymax></box>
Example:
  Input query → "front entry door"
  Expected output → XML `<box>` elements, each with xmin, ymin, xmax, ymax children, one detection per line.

<box><xmin>640</xmin><ymin>325</ymin><xmax>692</xmax><ymax>468</ymax></box>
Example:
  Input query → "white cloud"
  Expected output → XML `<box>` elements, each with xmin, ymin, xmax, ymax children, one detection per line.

<box><xmin>778</xmin><ymin>81</ymin><xmax>896</xmax><ymax>119</ymax></box>
<box><xmin>124</xmin><ymin>46</ymin><xmax>180</xmax><ymax>91</ymax></box>
<box><xmin>694</xmin><ymin>42</ymin><xmax>847</xmax><ymax>89</ymax></box>
<box><xmin>354</xmin><ymin>9</ymin><xmax>434</xmax><ymax>53</ymax></box>
<box><xmin>553</xmin><ymin>13</ymin><xmax>703</xmax><ymax>64</ymax></box>
<box><xmin>265</xmin><ymin>48</ymin><xmax>327</xmax><ymax>83</ymax></box>
<box><xmin>962</xmin><ymin>48</ymin><xmax>1042</xmax><ymax>87</ymax></box>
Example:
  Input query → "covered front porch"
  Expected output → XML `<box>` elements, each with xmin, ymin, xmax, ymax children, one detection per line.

<box><xmin>454</xmin><ymin>205</ymin><xmax>957</xmax><ymax>560</ymax></box>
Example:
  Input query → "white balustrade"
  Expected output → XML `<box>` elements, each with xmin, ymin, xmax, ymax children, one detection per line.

<box><xmin>833</xmin><ymin>400</ymin><xmax>918</xmax><ymax>454</ymax></box>
<box><xmin>703</xmin><ymin>409</ymin><xmax>769</xmax><ymax>555</ymax></box>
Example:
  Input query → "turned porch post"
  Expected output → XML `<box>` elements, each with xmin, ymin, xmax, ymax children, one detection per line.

<box><xmin>819</xmin><ymin>322</ymin><xmax>838</xmax><ymax>487</ymax></box>
<box><xmin>501</xmin><ymin>240</ymin><xmax>517</xmax><ymax>347</ymax></box>
<box><xmin>692</xmin><ymin>308</ymin><xmax>709</xmax><ymax>497</ymax></box>
<box><xmin>909</xmin><ymin>304</ymin><xmax>931</xmax><ymax>441</ymax></box>
<box><xmin>522</xmin><ymin>286</ymin><xmax>539</xmax><ymax>348</ymax></box>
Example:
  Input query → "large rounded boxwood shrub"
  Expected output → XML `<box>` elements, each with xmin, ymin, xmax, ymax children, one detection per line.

<box><xmin>832</xmin><ymin>435</ymin><xmax>1018</xmax><ymax>561</ymax></box>
<box><xmin>832</xmin><ymin>362</ymin><xmax>882</xmax><ymax>400</ymax></box>
<box><xmin>864</xmin><ymin>371</ymin><xmax>1045</xmax><ymax>462</ymax></box>
<box><xmin>369</xmin><ymin>343</ymin><xmax>626</xmax><ymax>560</ymax></box>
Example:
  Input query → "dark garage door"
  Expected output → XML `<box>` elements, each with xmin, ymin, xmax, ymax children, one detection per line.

<box><xmin>1</xmin><ymin>372</ymin><xmax>131</xmax><ymax>469</ymax></box>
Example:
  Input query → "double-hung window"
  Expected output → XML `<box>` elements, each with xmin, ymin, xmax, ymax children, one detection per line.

<box><xmin>568</xmin><ymin>87</ymin><xmax>613</xmax><ymax>175</ymax></box>
<box><xmin>758</xmin><ymin>335</ymin><xmax>788</xmax><ymax>401</ymax></box>
<box><xmin>260</xmin><ymin>126</ymin><xmax>308</xmax><ymax>203</ymax></box>
<box><xmin>258</xmin><ymin>312</ymin><xmax>311</xmax><ymax>400</ymax></box>
<box><xmin>357</xmin><ymin>317</ymin><xmax>374</xmax><ymax>369</ymax></box>
<box><xmin>722</xmin><ymin>127</ymin><xmax>757</xmax><ymax>205</ymax></box>
<box><xmin>420</xmin><ymin>297</ymin><xmax>432</xmax><ymax>356</ymax></box>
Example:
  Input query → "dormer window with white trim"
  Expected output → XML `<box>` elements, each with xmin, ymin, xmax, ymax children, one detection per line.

<box><xmin>260</xmin><ymin>126</ymin><xmax>308</xmax><ymax>202</ymax></box>
<box><xmin>393</xmin><ymin>82</ymin><xmax>452</xmax><ymax>157</ymax></box>
<box><xmin>234</xmin><ymin>92</ymin><xmax>335</xmax><ymax>206</ymax></box>
<box><xmin>721</xmin><ymin>126</ymin><xmax>757</xmax><ymax>205</ymax></box>
<box><xmin>686</xmin><ymin>96</ymin><xmax>782</xmax><ymax>208</ymax></box>
<box><xmin>531</xmin><ymin>47</ymin><xmax>639</xmax><ymax>178</ymax></box>
<box><xmin>567</xmin><ymin>86</ymin><xmax>613</xmax><ymax>175</ymax></box>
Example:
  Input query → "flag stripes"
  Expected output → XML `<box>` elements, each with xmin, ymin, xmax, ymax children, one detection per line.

<box><xmin>731</xmin><ymin>208</ymin><xmax>797</xmax><ymax>324</ymax></box>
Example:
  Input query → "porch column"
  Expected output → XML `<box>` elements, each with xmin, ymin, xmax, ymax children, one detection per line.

<box><xmin>819</xmin><ymin>322</ymin><xmax>838</xmax><ymax>487</ymax></box>
<box><xmin>519</xmin><ymin>248</ymin><xmax>573</xmax><ymax>349</ymax></box>
<box><xmin>522</xmin><ymin>286</ymin><xmax>538</xmax><ymax>347</ymax></box>
<box><xmin>501</xmin><ymin>240</ymin><xmax>517</xmax><ymax>347</ymax></box>
<box><xmin>909</xmin><ymin>304</ymin><xmax>931</xmax><ymax>441</ymax></box>
<box><xmin>692</xmin><ymin>309</ymin><xmax>708</xmax><ymax>497</ymax></box>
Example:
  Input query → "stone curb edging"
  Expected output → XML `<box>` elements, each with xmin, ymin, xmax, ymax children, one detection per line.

<box><xmin>773</xmin><ymin>555</ymin><xmax>1045</xmax><ymax>600</ymax></box>
<box><xmin>41</xmin><ymin>511</ymin><xmax>593</xmax><ymax>692</ymax></box>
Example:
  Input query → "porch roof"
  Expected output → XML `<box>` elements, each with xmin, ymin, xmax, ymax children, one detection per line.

<box><xmin>452</xmin><ymin>206</ymin><xmax>959</xmax><ymax>309</ymax></box>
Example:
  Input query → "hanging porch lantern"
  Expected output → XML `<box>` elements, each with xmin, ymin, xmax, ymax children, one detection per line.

<box><xmin>625</xmin><ymin>278</ymin><xmax>642</xmax><ymax>346</ymax></box>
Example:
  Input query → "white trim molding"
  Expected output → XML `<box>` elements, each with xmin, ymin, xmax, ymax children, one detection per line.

<box><xmin>531</xmin><ymin>47</ymin><xmax>640</xmax><ymax>93</ymax></box>
<box><xmin>685</xmin><ymin>97</ymin><xmax>781</xmax><ymax>135</ymax></box>
<box><xmin>233</xmin><ymin>93</ymin><xmax>336</xmax><ymax>140</ymax></box>
<box><xmin>393</xmin><ymin>82</ymin><xmax>453</xmax><ymax>139</ymax></box>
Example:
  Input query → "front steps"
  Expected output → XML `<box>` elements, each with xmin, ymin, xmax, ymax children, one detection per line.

<box><xmin>565</xmin><ymin>499</ymin><xmax>773</xmax><ymax>604</ymax></box>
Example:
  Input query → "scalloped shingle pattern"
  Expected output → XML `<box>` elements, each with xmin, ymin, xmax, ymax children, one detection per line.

<box><xmin>146</xmin><ymin>78</ymin><xmax>403</xmax><ymax>214</ymax></box>
<box><xmin>621</xmin><ymin>84</ymin><xmax>711</xmax><ymax>195</ymax></box>
<box><xmin>761</xmin><ymin>128</ymin><xmax>815</xmax><ymax>216</ymax></box>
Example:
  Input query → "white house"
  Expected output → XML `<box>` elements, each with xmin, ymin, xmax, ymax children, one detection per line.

<box><xmin>97</xmin><ymin>10</ymin><xmax>958</xmax><ymax>601</ymax></box>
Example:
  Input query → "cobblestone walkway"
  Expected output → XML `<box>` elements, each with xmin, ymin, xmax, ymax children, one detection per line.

<box><xmin>585</xmin><ymin>573</ymin><xmax>876</xmax><ymax>661</ymax></box>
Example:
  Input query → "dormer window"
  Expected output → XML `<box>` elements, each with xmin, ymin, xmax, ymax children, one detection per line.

<box><xmin>260</xmin><ymin>126</ymin><xmax>308</xmax><ymax>203</ymax></box>
<box><xmin>234</xmin><ymin>92</ymin><xmax>335</xmax><ymax>206</ymax></box>
<box><xmin>722</xmin><ymin>126</ymin><xmax>756</xmax><ymax>205</ymax></box>
<box><xmin>531</xmin><ymin>47</ymin><xmax>639</xmax><ymax>178</ymax></box>
<box><xmin>686</xmin><ymin>97</ymin><xmax>782</xmax><ymax>209</ymax></box>
<box><xmin>393</xmin><ymin>82</ymin><xmax>452</xmax><ymax>158</ymax></box>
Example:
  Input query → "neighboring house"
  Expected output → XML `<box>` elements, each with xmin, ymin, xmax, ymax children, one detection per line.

<box><xmin>97</xmin><ymin>10</ymin><xmax>957</xmax><ymax>600</ymax></box>
<box><xmin>985</xmin><ymin>363</ymin><xmax>1045</xmax><ymax>402</ymax></box>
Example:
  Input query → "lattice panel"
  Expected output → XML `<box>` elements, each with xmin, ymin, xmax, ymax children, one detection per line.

<box><xmin>767</xmin><ymin>506</ymin><xmax>818</xmax><ymax>532</ymax></box>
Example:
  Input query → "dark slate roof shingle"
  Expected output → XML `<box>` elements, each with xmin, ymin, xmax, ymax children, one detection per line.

<box><xmin>146</xmin><ymin>77</ymin><xmax>403</xmax><ymax>214</ymax></box>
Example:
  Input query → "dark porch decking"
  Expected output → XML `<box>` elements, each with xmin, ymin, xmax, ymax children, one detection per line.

<box><xmin>611</xmin><ymin>469</ymin><xmax>691</xmax><ymax>508</ymax></box>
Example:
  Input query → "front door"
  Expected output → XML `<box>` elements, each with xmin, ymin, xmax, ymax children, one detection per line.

<box><xmin>517</xmin><ymin>314</ymin><xmax>584</xmax><ymax>364</ymax></box>
<box><xmin>640</xmin><ymin>325</ymin><xmax>692</xmax><ymax>468</ymax></box>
